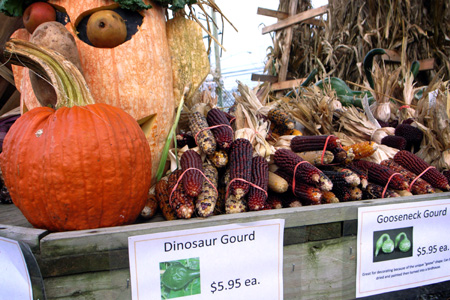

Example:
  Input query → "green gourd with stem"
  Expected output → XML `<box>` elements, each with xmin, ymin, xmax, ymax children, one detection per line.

<box><xmin>375</xmin><ymin>233</ymin><xmax>395</xmax><ymax>256</ymax></box>
<box><xmin>161</xmin><ymin>262</ymin><xmax>200</xmax><ymax>290</ymax></box>
<box><xmin>395</xmin><ymin>232</ymin><xmax>411</xmax><ymax>252</ymax></box>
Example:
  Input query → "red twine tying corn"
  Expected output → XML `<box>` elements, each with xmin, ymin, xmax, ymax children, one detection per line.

<box><xmin>194</xmin><ymin>124</ymin><xmax>234</xmax><ymax>146</ymax></box>
<box><xmin>292</xmin><ymin>160</ymin><xmax>313</xmax><ymax>195</ymax></box>
<box><xmin>225</xmin><ymin>178</ymin><xmax>268</xmax><ymax>200</ymax></box>
<box><xmin>408</xmin><ymin>166</ymin><xmax>435</xmax><ymax>192</ymax></box>
<box><xmin>382</xmin><ymin>172</ymin><xmax>402</xmax><ymax>198</ymax></box>
<box><xmin>399</xmin><ymin>105</ymin><xmax>411</xmax><ymax>110</ymax></box>
<box><xmin>169</xmin><ymin>167</ymin><xmax>219</xmax><ymax>205</ymax></box>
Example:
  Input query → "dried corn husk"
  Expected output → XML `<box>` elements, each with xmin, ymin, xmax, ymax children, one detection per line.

<box><xmin>368</xmin><ymin>63</ymin><xmax>401</xmax><ymax>123</ymax></box>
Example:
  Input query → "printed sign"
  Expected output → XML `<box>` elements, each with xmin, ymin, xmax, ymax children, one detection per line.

<box><xmin>356</xmin><ymin>199</ymin><xmax>450</xmax><ymax>297</ymax></box>
<box><xmin>128</xmin><ymin>219</ymin><xmax>285</xmax><ymax>300</ymax></box>
<box><xmin>0</xmin><ymin>237</ymin><xmax>33</xmax><ymax>300</ymax></box>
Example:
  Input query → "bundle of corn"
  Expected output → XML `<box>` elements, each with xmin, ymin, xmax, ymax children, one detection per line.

<box><xmin>269</xmin><ymin>0</ymin><xmax>450</xmax><ymax>89</ymax></box>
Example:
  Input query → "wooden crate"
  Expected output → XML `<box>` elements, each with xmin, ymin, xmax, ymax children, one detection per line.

<box><xmin>2</xmin><ymin>193</ymin><xmax>450</xmax><ymax>299</ymax></box>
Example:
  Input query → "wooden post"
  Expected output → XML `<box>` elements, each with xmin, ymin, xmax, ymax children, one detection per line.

<box><xmin>276</xmin><ymin>0</ymin><xmax>298</xmax><ymax>97</ymax></box>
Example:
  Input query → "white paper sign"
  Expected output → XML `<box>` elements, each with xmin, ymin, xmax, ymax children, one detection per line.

<box><xmin>0</xmin><ymin>237</ymin><xmax>33</xmax><ymax>300</ymax></box>
<box><xmin>356</xmin><ymin>199</ymin><xmax>450</xmax><ymax>297</ymax></box>
<box><xmin>128</xmin><ymin>219</ymin><xmax>284</xmax><ymax>300</ymax></box>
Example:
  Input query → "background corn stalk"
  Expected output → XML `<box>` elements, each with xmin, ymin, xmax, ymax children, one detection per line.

<box><xmin>267</xmin><ymin>0</ymin><xmax>450</xmax><ymax>87</ymax></box>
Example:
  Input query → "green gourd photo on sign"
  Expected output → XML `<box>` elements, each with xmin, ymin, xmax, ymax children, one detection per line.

<box><xmin>160</xmin><ymin>258</ymin><xmax>201</xmax><ymax>299</ymax></box>
<box><xmin>373</xmin><ymin>227</ymin><xmax>413</xmax><ymax>263</ymax></box>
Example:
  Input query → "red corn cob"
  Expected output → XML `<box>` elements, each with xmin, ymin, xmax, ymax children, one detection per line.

<box><xmin>248</xmin><ymin>156</ymin><xmax>269</xmax><ymax>211</ymax></box>
<box><xmin>395</xmin><ymin>124</ymin><xmax>423</xmax><ymax>152</ymax></box>
<box><xmin>322</xmin><ymin>191</ymin><xmax>339</xmax><ymax>203</ymax></box>
<box><xmin>393</xmin><ymin>150</ymin><xmax>450</xmax><ymax>190</ymax></box>
<box><xmin>155</xmin><ymin>176</ymin><xmax>177</xmax><ymax>221</ymax></box>
<box><xmin>381</xmin><ymin>135</ymin><xmax>407</xmax><ymax>150</ymax></box>
<box><xmin>363</xmin><ymin>183</ymin><xmax>400</xmax><ymax>199</ymax></box>
<box><xmin>168</xmin><ymin>170</ymin><xmax>195</xmax><ymax>219</ymax></box>
<box><xmin>229</xmin><ymin>138</ymin><xmax>253</xmax><ymax>199</ymax></box>
<box><xmin>352</xmin><ymin>160</ymin><xmax>409</xmax><ymax>190</ymax></box>
<box><xmin>176</xmin><ymin>132</ymin><xmax>196</xmax><ymax>149</ymax></box>
<box><xmin>290</xmin><ymin>135</ymin><xmax>347</xmax><ymax>163</ymax></box>
<box><xmin>278</xmin><ymin>190</ymin><xmax>303</xmax><ymax>208</ymax></box>
<box><xmin>207</xmin><ymin>108</ymin><xmax>234</xmax><ymax>150</ymax></box>
<box><xmin>215</xmin><ymin>167</ymin><xmax>230</xmax><ymax>215</ymax></box>
<box><xmin>380</xmin><ymin>159</ymin><xmax>435</xmax><ymax>194</ymax></box>
<box><xmin>180</xmin><ymin>150</ymin><xmax>204</xmax><ymax>197</ymax></box>
<box><xmin>331</xmin><ymin>184</ymin><xmax>352</xmax><ymax>202</ymax></box>
<box><xmin>274</xmin><ymin>148</ymin><xmax>333</xmax><ymax>191</ymax></box>
<box><xmin>344</xmin><ymin>164</ymin><xmax>369</xmax><ymax>189</ymax></box>
<box><xmin>266</xmin><ymin>192</ymin><xmax>284</xmax><ymax>209</ymax></box>
<box><xmin>349</xmin><ymin>186</ymin><xmax>363</xmax><ymax>201</ymax></box>
<box><xmin>321</xmin><ymin>169</ymin><xmax>361</xmax><ymax>187</ymax></box>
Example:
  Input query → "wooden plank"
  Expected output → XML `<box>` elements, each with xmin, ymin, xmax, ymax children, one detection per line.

<box><xmin>418</xmin><ymin>58</ymin><xmax>435</xmax><ymax>71</ymax></box>
<box><xmin>277</xmin><ymin>0</ymin><xmax>298</xmax><ymax>88</ymax></box>
<box><xmin>38</xmin><ymin>192</ymin><xmax>450</xmax><ymax>259</ymax></box>
<box><xmin>262</xmin><ymin>5</ymin><xmax>329</xmax><ymax>34</ymax></box>
<box><xmin>381</xmin><ymin>50</ymin><xmax>435</xmax><ymax>71</ymax></box>
<box><xmin>283</xmin><ymin>237</ymin><xmax>357</xmax><ymax>299</ymax></box>
<box><xmin>44</xmin><ymin>268</ymin><xmax>132</xmax><ymax>300</ymax></box>
<box><xmin>381</xmin><ymin>49</ymin><xmax>402</xmax><ymax>62</ymax></box>
<box><xmin>257</xmin><ymin>7</ymin><xmax>325</xmax><ymax>27</ymax></box>
<box><xmin>257</xmin><ymin>7</ymin><xmax>289</xmax><ymax>19</ymax></box>
<box><xmin>0</xmin><ymin>224</ymin><xmax>47</xmax><ymax>252</ymax></box>
<box><xmin>272</xmin><ymin>78</ymin><xmax>306</xmax><ymax>91</ymax></box>
<box><xmin>251</xmin><ymin>73</ymin><xmax>279</xmax><ymax>83</ymax></box>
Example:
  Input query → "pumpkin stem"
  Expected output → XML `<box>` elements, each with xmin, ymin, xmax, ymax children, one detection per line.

<box><xmin>3</xmin><ymin>39</ymin><xmax>95</xmax><ymax>109</ymax></box>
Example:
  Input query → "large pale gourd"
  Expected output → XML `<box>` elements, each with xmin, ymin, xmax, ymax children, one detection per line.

<box><xmin>11</xmin><ymin>0</ymin><xmax>175</xmax><ymax>184</ymax></box>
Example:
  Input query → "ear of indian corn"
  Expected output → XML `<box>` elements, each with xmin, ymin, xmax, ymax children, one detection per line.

<box><xmin>266</xmin><ymin>192</ymin><xmax>284</xmax><ymax>209</ymax></box>
<box><xmin>363</xmin><ymin>183</ymin><xmax>400</xmax><ymax>199</ymax></box>
<box><xmin>290</xmin><ymin>135</ymin><xmax>347</xmax><ymax>163</ymax></box>
<box><xmin>206</xmin><ymin>108</ymin><xmax>234</xmax><ymax>150</ymax></box>
<box><xmin>342</xmin><ymin>141</ymin><xmax>378</xmax><ymax>160</ymax></box>
<box><xmin>394</xmin><ymin>124</ymin><xmax>423</xmax><ymax>152</ymax></box>
<box><xmin>140</xmin><ymin>185</ymin><xmax>159</xmax><ymax>219</ymax></box>
<box><xmin>229</xmin><ymin>138</ymin><xmax>253</xmax><ymax>199</ymax></box>
<box><xmin>247</xmin><ymin>156</ymin><xmax>269</xmax><ymax>211</ymax></box>
<box><xmin>331</xmin><ymin>184</ymin><xmax>352</xmax><ymax>202</ymax></box>
<box><xmin>344</xmin><ymin>164</ymin><xmax>369</xmax><ymax>189</ymax></box>
<box><xmin>225</xmin><ymin>194</ymin><xmax>247</xmax><ymax>214</ymax></box>
<box><xmin>322</xmin><ymin>191</ymin><xmax>339</xmax><ymax>203</ymax></box>
<box><xmin>180</xmin><ymin>150</ymin><xmax>204</xmax><ymax>197</ymax></box>
<box><xmin>208</xmin><ymin>149</ymin><xmax>229</xmax><ymax>169</ymax></box>
<box><xmin>348</xmin><ymin>186</ymin><xmax>363</xmax><ymax>201</ymax></box>
<box><xmin>268</xmin><ymin>171</ymin><xmax>289</xmax><ymax>193</ymax></box>
<box><xmin>380</xmin><ymin>159</ymin><xmax>435</xmax><ymax>194</ymax></box>
<box><xmin>321</xmin><ymin>169</ymin><xmax>361</xmax><ymax>187</ymax></box>
<box><xmin>188</xmin><ymin>111</ymin><xmax>217</xmax><ymax>155</ymax></box>
<box><xmin>296</xmin><ymin>150</ymin><xmax>335</xmax><ymax>165</ymax></box>
<box><xmin>268</xmin><ymin>107</ymin><xmax>295</xmax><ymax>130</ymax></box>
<box><xmin>155</xmin><ymin>176</ymin><xmax>177</xmax><ymax>221</ymax></box>
<box><xmin>274</xmin><ymin>148</ymin><xmax>333</xmax><ymax>191</ymax></box>
<box><xmin>352</xmin><ymin>160</ymin><xmax>409</xmax><ymax>190</ymax></box>
<box><xmin>393</xmin><ymin>150</ymin><xmax>450</xmax><ymax>190</ymax></box>
<box><xmin>381</xmin><ymin>135</ymin><xmax>407</xmax><ymax>150</ymax></box>
<box><xmin>278</xmin><ymin>190</ymin><xmax>303</xmax><ymax>207</ymax></box>
<box><xmin>215</xmin><ymin>167</ymin><xmax>230</xmax><ymax>215</ymax></box>
<box><xmin>196</xmin><ymin>161</ymin><xmax>219</xmax><ymax>217</ymax></box>
<box><xmin>167</xmin><ymin>170</ymin><xmax>195</xmax><ymax>219</ymax></box>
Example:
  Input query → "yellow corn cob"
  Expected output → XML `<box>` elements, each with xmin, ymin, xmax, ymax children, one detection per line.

<box><xmin>188</xmin><ymin>111</ymin><xmax>217</xmax><ymax>155</ymax></box>
<box><xmin>296</xmin><ymin>150</ymin><xmax>334</xmax><ymax>166</ymax></box>
<box><xmin>208</xmin><ymin>149</ymin><xmax>228</xmax><ymax>169</ymax></box>
<box><xmin>225</xmin><ymin>194</ymin><xmax>247</xmax><ymax>214</ymax></box>
<box><xmin>196</xmin><ymin>162</ymin><xmax>219</xmax><ymax>217</ymax></box>
<box><xmin>342</xmin><ymin>141</ymin><xmax>378</xmax><ymax>160</ymax></box>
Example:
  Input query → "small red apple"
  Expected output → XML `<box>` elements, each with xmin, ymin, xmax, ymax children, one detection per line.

<box><xmin>23</xmin><ymin>2</ymin><xmax>56</xmax><ymax>34</ymax></box>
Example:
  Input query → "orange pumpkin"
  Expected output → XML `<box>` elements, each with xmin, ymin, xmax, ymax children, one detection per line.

<box><xmin>11</xmin><ymin>0</ymin><xmax>175</xmax><ymax>184</ymax></box>
<box><xmin>1</xmin><ymin>39</ymin><xmax>152</xmax><ymax>232</ymax></box>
